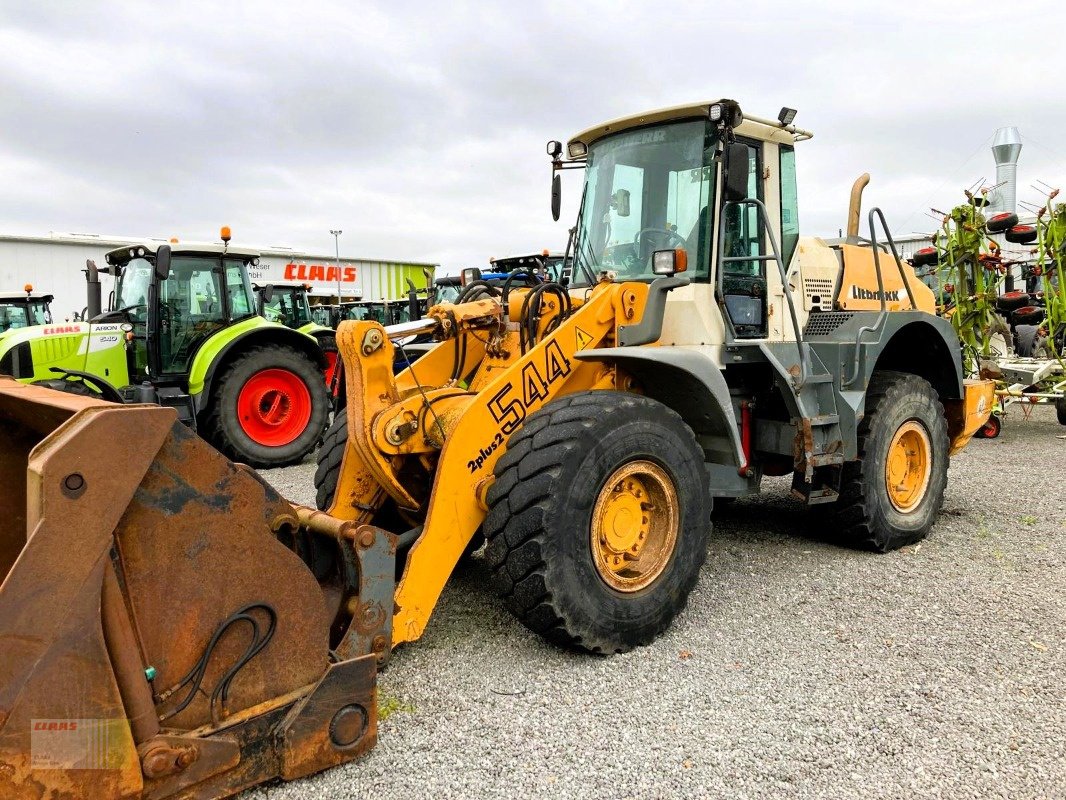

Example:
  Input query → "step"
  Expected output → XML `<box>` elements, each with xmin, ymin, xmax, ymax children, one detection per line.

<box><xmin>808</xmin><ymin>414</ymin><xmax>840</xmax><ymax>427</ymax></box>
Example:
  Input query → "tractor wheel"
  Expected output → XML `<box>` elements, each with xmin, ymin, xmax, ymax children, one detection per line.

<box><xmin>980</xmin><ymin>413</ymin><xmax>997</xmax><ymax>439</ymax></box>
<box><xmin>976</xmin><ymin>413</ymin><xmax>1002</xmax><ymax>439</ymax></box>
<box><xmin>32</xmin><ymin>378</ymin><xmax>100</xmax><ymax>397</ymax></box>
<box><xmin>483</xmin><ymin>391</ymin><xmax>710</xmax><ymax>653</ymax></box>
<box><xmin>996</xmin><ymin>290</ymin><xmax>1030</xmax><ymax>313</ymax></box>
<box><xmin>1056</xmin><ymin>397</ymin><xmax>1066</xmax><ymax>426</ymax></box>
<box><xmin>822</xmin><ymin>372</ymin><xmax>949</xmax><ymax>553</ymax></box>
<box><xmin>910</xmin><ymin>247</ymin><xmax>939</xmax><ymax>268</ymax></box>
<box><xmin>207</xmin><ymin>345</ymin><xmax>329</xmax><ymax>469</ymax></box>
<box><xmin>1012</xmin><ymin>306</ymin><xmax>1046</xmax><ymax>326</ymax></box>
<box><xmin>987</xmin><ymin>212</ymin><xmax>1019</xmax><ymax>233</ymax></box>
<box><xmin>317</xmin><ymin>333</ymin><xmax>340</xmax><ymax>396</ymax></box>
<box><xmin>1005</xmin><ymin>225</ymin><xmax>1038</xmax><ymax>245</ymax></box>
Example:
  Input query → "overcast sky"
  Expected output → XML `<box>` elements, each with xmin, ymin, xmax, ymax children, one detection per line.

<box><xmin>2</xmin><ymin>1</ymin><xmax>1065</xmax><ymax>272</ymax></box>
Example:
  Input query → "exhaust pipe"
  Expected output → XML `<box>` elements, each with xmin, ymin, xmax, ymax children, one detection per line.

<box><xmin>847</xmin><ymin>173</ymin><xmax>871</xmax><ymax>239</ymax></box>
<box><xmin>85</xmin><ymin>259</ymin><xmax>102</xmax><ymax>319</ymax></box>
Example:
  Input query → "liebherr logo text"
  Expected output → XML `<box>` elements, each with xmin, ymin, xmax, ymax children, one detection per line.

<box><xmin>851</xmin><ymin>286</ymin><xmax>900</xmax><ymax>301</ymax></box>
<box><xmin>468</xmin><ymin>339</ymin><xmax>573</xmax><ymax>474</ymax></box>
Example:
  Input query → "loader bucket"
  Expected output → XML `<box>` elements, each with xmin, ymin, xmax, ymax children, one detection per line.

<box><xmin>0</xmin><ymin>379</ymin><xmax>378</xmax><ymax>799</ymax></box>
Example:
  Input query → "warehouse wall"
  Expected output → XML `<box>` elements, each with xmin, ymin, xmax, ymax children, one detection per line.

<box><xmin>0</xmin><ymin>234</ymin><xmax>436</xmax><ymax>321</ymax></box>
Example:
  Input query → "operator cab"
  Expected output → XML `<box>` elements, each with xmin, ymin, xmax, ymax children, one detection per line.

<box><xmin>0</xmin><ymin>290</ymin><xmax>53</xmax><ymax>333</ymax></box>
<box><xmin>554</xmin><ymin>100</ymin><xmax>808</xmax><ymax>342</ymax></box>
<box><xmin>256</xmin><ymin>283</ymin><xmax>314</xmax><ymax>329</ymax></box>
<box><xmin>105</xmin><ymin>241</ymin><xmax>259</xmax><ymax>380</ymax></box>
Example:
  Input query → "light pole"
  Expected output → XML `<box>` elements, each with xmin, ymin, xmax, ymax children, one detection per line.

<box><xmin>330</xmin><ymin>229</ymin><xmax>343</xmax><ymax>303</ymax></box>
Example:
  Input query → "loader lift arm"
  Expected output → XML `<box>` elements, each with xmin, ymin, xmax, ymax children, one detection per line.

<box><xmin>326</xmin><ymin>278</ymin><xmax>668</xmax><ymax>646</ymax></box>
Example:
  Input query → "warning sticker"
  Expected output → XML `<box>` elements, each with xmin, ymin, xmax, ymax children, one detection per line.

<box><xmin>575</xmin><ymin>327</ymin><xmax>594</xmax><ymax>351</ymax></box>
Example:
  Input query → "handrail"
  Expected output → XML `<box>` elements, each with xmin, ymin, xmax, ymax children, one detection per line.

<box><xmin>842</xmin><ymin>207</ymin><xmax>914</xmax><ymax>386</ymax></box>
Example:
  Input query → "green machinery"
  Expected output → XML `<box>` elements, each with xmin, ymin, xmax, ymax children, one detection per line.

<box><xmin>0</xmin><ymin>288</ymin><xmax>53</xmax><ymax>334</ymax></box>
<box><xmin>910</xmin><ymin>192</ymin><xmax>1066</xmax><ymax>433</ymax></box>
<box><xmin>0</xmin><ymin>234</ymin><xmax>330</xmax><ymax>467</ymax></box>
<box><xmin>254</xmin><ymin>281</ymin><xmax>339</xmax><ymax>388</ymax></box>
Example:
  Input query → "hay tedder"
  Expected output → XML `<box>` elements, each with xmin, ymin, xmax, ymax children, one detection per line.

<box><xmin>0</xmin><ymin>100</ymin><xmax>992</xmax><ymax>799</ymax></box>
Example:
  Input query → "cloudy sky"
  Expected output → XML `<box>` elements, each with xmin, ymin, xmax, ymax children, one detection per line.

<box><xmin>2</xmin><ymin>1</ymin><xmax>1064</xmax><ymax>272</ymax></box>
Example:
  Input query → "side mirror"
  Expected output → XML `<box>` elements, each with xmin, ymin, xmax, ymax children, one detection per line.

<box><xmin>261</xmin><ymin>284</ymin><xmax>275</xmax><ymax>303</ymax></box>
<box><xmin>154</xmin><ymin>245</ymin><xmax>172</xmax><ymax>281</ymax></box>
<box><xmin>611</xmin><ymin>189</ymin><xmax>630</xmax><ymax>217</ymax></box>
<box><xmin>724</xmin><ymin>142</ymin><xmax>750</xmax><ymax>203</ymax></box>
<box><xmin>551</xmin><ymin>173</ymin><xmax>562</xmax><ymax>222</ymax></box>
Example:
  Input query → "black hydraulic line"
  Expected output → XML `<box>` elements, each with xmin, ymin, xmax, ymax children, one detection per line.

<box><xmin>500</xmin><ymin>269</ymin><xmax>538</xmax><ymax>305</ymax></box>
<box><xmin>156</xmin><ymin>603</ymin><xmax>277</xmax><ymax>724</ymax></box>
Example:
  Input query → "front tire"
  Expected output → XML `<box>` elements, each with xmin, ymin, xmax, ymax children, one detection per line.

<box><xmin>483</xmin><ymin>392</ymin><xmax>710</xmax><ymax>654</ymax></box>
<box><xmin>822</xmin><ymin>372</ymin><xmax>949</xmax><ymax>552</ymax></box>
<box><xmin>1056</xmin><ymin>397</ymin><xmax>1066</xmax><ymax>427</ymax></box>
<box><xmin>207</xmin><ymin>345</ymin><xmax>329</xmax><ymax>468</ymax></box>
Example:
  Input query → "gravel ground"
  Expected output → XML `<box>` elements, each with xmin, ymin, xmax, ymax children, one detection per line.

<box><xmin>253</xmin><ymin>407</ymin><xmax>1065</xmax><ymax>800</ymax></box>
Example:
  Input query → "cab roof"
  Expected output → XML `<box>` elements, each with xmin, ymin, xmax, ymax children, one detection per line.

<box><xmin>567</xmin><ymin>100</ymin><xmax>813</xmax><ymax>152</ymax></box>
<box><xmin>0</xmin><ymin>291</ymin><xmax>53</xmax><ymax>303</ymax></box>
<box><xmin>105</xmin><ymin>240</ymin><xmax>260</xmax><ymax>266</ymax></box>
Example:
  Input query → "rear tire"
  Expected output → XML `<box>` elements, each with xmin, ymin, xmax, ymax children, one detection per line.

<box><xmin>1056</xmin><ymin>397</ymin><xmax>1066</xmax><ymax>426</ymax></box>
<box><xmin>483</xmin><ymin>391</ymin><xmax>710</xmax><ymax>653</ymax></box>
<box><xmin>207</xmin><ymin>345</ymin><xmax>329</xmax><ymax>468</ymax></box>
<box><xmin>820</xmin><ymin>372</ymin><xmax>949</xmax><ymax>552</ymax></box>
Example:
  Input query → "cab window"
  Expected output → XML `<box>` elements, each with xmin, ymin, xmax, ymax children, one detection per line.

<box><xmin>780</xmin><ymin>145</ymin><xmax>800</xmax><ymax>267</ymax></box>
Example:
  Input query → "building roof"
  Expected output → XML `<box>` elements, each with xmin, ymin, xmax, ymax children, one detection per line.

<box><xmin>0</xmin><ymin>232</ymin><xmax>438</xmax><ymax>268</ymax></box>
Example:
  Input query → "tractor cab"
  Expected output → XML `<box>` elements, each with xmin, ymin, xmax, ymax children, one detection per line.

<box><xmin>0</xmin><ymin>289</ymin><xmax>53</xmax><ymax>333</ymax></box>
<box><xmin>104</xmin><ymin>241</ymin><xmax>260</xmax><ymax>380</ymax></box>
<box><xmin>255</xmin><ymin>282</ymin><xmax>315</xmax><ymax>329</ymax></box>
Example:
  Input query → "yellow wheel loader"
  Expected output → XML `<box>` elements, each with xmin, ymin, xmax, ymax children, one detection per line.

<box><xmin>0</xmin><ymin>100</ymin><xmax>993</xmax><ymax>799</ymax></box>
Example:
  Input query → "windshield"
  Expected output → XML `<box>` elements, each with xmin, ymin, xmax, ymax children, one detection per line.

<box><xmin>573</xmin><ymin>119</ymin><xmax>717</xmax><ymax>285</ymax></box>
<box><xmin>114</xmin><ymin>259</ymin><xmax>155</xmax><ymax>321</ymax></box>
<box><xmin>0</xmin><ymin>300</ymin><xmax>50</xmax><ymax>331</ymax></box>
<box><xmin>263</xmin><ymin>288</ymin><xmax>312</xmax><ymax>327</ymax></box>
<box><xmin>434</xmin><ymin>282</ymin><xmax>461</xmax><ymax>304</ymax></box>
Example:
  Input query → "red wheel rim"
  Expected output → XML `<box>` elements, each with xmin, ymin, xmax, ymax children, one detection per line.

<box><xmin>323</xmin><ymin>351</ymin><xmax>339</xmax><ymax>395</ymax></box>
<box><xmin>236</xmin><ymin>368</ymin><xmax>312</xmax><ymax>447</ymax></box>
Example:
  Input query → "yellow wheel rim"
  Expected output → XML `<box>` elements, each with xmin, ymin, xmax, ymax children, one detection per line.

<box><xmin>885</xmin><ymin>420</ymin><xmax>932</xmax><ymax>513</ymax></box>
<box><xmin>590</xmin><ymin>460</ymin><xmax>679</xmax><ymax>592</ymax></box>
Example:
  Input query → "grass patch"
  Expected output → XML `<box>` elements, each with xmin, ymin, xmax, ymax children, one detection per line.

<box><xmin>378</xmin><ymin>694</ymin><xmax>416</xmax><ymax>721</ymax></box>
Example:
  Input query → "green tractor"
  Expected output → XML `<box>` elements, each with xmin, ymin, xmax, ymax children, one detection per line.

<box><xmin>0</xmin><ymin>288</ymin><xmax>53</xmax><ymax>333</ymax></box>
<box><xmin>0</xmin><ymin>235</ymin><xmax>329</xmax><ymax>468</ymax></box>
<box><xmin>254</xmin><ymin>281</ymin><xmax>339</xmax><ymax>390</ymax></box>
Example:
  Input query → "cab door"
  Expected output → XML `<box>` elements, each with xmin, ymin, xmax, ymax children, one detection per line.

<box><xmin>719</xmin><ymin>138</ymin><xmax>767</xmax><ymax>339</ymax></box>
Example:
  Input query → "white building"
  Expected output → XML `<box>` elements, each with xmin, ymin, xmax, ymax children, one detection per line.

<box><xmin>0</xmin><ymin>232</ymin><xmax>437</xmax><ymax>321</ymax></box>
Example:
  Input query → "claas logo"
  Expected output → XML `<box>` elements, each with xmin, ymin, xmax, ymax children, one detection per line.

<box><xmin>33</xmin><ymin>721</ymin><xmax>78</xmax><ymax>731</ymax></box>
<box><xmin>284</xmin><ymin>263</ymin><xmax>358</xmax><ymax>283</ymax></box>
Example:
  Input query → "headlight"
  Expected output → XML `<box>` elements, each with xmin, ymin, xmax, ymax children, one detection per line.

<box><xmin>567</xmin><ymin>141</ymin><xmax>587</xmax><ymax>159</ymax></box>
